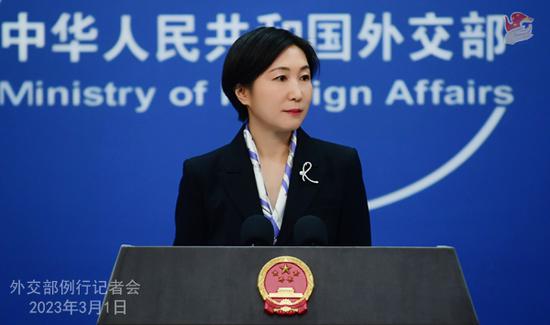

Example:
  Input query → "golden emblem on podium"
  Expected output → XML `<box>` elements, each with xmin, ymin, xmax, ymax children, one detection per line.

<box><xmin>257</xmin><ymin>256</ymin><xmax>314</xmax><ymax>315</ymax></box>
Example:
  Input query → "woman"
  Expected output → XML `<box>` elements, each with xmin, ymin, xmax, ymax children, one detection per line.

<box><xmin>174</xmin><ymin>27</ymin><xmax>371</xmax><ymax>246</ymax></box>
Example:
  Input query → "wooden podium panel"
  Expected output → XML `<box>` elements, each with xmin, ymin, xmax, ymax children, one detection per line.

<box><xmin>98</xmin><ymin>246</ymin><xmax>478</xmax><ymax>325</ymax></box>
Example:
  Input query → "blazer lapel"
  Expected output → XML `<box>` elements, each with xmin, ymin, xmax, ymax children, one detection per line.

<box><xmin>277</xmin><ymin>128</ymin><xmax>325</xmax><ymax>244</ymax></box>
<box><xmin>220</xmin><ymin>125</ymin><xmax>263</xmax><ymax>221</ymax></box>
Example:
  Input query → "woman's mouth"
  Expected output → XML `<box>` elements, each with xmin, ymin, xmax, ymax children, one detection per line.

<box><xmin>283</xmin><ymin>109</ymin><xmax>303</xmax><ymax>116</ymax></box>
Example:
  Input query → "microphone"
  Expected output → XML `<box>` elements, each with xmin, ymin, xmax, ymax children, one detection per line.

<box><xmin>240</xmin><ymin>215</ymin><xmax>274</xmax><ymax>246</ymax></box>
<box><xmin>293</xmin><ymin>215</ymin><xmax>328</xmax><ymax>246</ymax></box>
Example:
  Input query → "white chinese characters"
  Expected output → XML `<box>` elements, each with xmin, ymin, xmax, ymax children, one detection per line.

<box><xmin>1</xmin><ymin>10</ymin><xmax>512</xmax><ymax>63</ymax></box>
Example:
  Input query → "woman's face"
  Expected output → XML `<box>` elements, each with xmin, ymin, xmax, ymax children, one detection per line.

<box><xmin>237</xmin><ymin>45</ymin><xmax>313</xmax><ymax>133</ymax></box>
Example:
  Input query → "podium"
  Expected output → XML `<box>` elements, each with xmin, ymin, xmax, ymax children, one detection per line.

<box><xmin>98</xmin><ymin>246</ymin><xmax>478</xmax><ymax>325</ymax></box>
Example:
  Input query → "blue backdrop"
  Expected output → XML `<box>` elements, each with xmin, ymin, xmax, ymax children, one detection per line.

<box><xmin>1</xmin><ymin>0</ymin><xmax>548</xmax><ymax>324</ymax></box>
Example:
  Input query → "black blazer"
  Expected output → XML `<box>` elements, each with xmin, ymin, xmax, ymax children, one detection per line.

<box><xmin>173</xmin><ymin>125</ymin><xmax>371</xmax><ymax>246</ymax></box>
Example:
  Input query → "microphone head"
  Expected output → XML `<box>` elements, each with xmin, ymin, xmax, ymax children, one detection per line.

<box><xmin>293</xmin><ymin>215</ymin><xmax>328</xmax><ymax>246</ymax></box>
<box><xmin>240</xmin><ymin>215</ymin><xmax>274</xmax><ymax>246</ymax></box>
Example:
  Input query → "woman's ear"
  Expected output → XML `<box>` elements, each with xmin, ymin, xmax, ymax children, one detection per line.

<box><xmin>234</xmin><ymin>84</ymin><xmax>251</xmax><ymax>107</ymax></box>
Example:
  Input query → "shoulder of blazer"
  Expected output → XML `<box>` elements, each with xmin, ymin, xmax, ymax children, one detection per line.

<box><xmin>182</xmin><ymin>124</ymin><xmax>249</xmax><ymax>180</ymax></box>
<box><xmin>303</xmin><ymin>131</ymin><xmax>358</xmax><ymax>166</ymax></box>
<box><xmin>184</xmin><ymin>144</ymin><xmax>229</xmax><ymax>169</ymax></box>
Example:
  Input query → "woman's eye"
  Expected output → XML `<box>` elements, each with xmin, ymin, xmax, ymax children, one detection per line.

<box><xmin>301</xmin><ymin>75</ymin><xmax>311</xmax><ymax>81</ymax></box>
<box><xmin>274</xmin><ymin>75</ymin><xmax>287</xmax><ymax>81</ymax></box>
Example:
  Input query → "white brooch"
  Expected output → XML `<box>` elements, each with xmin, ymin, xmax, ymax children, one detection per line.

<box><xmin>299</xmin><ymin>161</ymin><xmax>319</xmax><ymax>184</ymax></box>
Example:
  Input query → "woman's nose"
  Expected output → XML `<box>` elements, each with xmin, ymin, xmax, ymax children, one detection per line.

<box><xmin>288</xmin><ymin>79</ymin><xmax>303</xmax><ymax>101</ymax></box>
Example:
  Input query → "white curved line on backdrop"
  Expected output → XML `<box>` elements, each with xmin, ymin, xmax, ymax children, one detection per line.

<box><xmin>368</xmin><ymin>106</ymin><xmax>507</xmax><ymax>210</ymax></box>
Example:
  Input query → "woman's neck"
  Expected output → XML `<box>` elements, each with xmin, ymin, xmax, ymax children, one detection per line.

<box><xmin>248</xmin><ymin>122</ymin><xmax>291</xmax><ymax>163</ymax></box>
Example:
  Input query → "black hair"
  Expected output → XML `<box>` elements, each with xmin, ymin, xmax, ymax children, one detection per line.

<box><xmin>221</xmin><ymin>27</ymin><xmax>320</xmax><ymax>122</ymax></box>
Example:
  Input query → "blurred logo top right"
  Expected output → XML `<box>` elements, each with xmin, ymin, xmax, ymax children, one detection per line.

<box><xmin>504</xmin><ymin>12</ymin><xmax>534</xmax><ymax>45</ymax></box>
